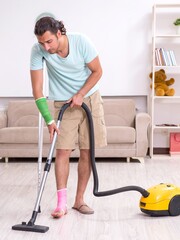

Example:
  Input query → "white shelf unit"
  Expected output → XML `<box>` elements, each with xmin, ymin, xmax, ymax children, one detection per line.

<box><xmin>150</xmin><ymin>4</ymin><xmax>180</xmax><ymax>158</ymax></box>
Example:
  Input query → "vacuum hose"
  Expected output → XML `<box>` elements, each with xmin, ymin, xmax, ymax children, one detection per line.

<box><xmin>58</xmin><ymin>102</ymin><xmax>149</xmax><ymax>198</ymax></box>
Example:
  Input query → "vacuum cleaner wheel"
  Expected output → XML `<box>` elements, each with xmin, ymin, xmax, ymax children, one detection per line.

<box><xmin>169</xmin><ymin>195</ymin><xmax>180</xmax><ymax>216</ymax></box>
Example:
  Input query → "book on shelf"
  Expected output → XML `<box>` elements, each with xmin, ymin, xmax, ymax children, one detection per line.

<box><xmin>159</xmin><ymin>48</ymin><xmax>167</xmax><ymax>66</ymax></box>
<box><xmin>155</xmin><ymin>48</ymin><xmax>161</xmax><ymax>65</ymax></box>
<box><xmin>154</xmin><ymin>48</ymin><xmax>177</xmax><ymax>66</ymax></box>
<box><xmin>166</xmin><ymin>51</ymin><xmax>172</xmax><ymax>66</ymax></box>
<box><xmin>169</xmin><ymin>50</ymin><xmax>177</xmax><ymax>66</ymax></box>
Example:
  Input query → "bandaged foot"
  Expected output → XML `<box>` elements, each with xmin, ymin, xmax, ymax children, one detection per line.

<box><xmin>51</xmin><ymin>188</ymin><xmax>67</xmax><ymax>218</ymax></box>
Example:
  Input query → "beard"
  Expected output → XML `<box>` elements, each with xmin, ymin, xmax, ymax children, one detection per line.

<box><xmin>48</xmin><ymin>41</ymin><xmax>61</xmax><ymax>54</ymax></box>
<box><xmin>47</xmin><ymin>48</ymin><xmax>57</xmax><ymax>54</ymax></box>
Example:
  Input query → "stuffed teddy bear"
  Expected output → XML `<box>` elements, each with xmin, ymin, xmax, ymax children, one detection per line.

<box><xmin>149</xmin><ymin>69</ymin><xmax>175</xmax><ymax>96</ymax></box>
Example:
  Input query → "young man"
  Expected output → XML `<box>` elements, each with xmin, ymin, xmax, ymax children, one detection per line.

<box><xmin>30</xmin><ymin>16</ymin><xmax>107</xmax><ymax>218</ymax></box>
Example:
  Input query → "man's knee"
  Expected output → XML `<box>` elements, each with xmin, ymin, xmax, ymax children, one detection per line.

<box><xmin>56</xmin><ymin>149</ymin><xmax>72</xmax><ymax>159</ymax></box>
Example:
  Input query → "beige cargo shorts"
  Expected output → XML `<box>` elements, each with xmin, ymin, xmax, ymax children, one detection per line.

<box><xmin>54</xmin><ymin>90</ymin><xmax>107</xmax><ymax>149</ymax></box>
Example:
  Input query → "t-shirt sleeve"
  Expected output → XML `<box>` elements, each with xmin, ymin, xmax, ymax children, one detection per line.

<box><xmin>30</xmin><ymin>44</ymin><xmax>44</xmax><ymax>70</ymax></box>
<box><xmin>79</xmin><ymin>34</ymin><xmax>98</xmax><ymax>64</ymax></box>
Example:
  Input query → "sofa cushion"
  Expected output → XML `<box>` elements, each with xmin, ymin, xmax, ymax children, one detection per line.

<box><xmin>0</xmin><ymin>127</ymin><xmax>50</xmax><ymax>144</ymax></box>
<box><xmin>7</xmin><ymin>101</ymin><xmax>39</xmax><ymax>127</ymax></box>
<box><xmin>107</xmin><ymin>126</ymin><xmax>135</xmax><ymax>143</ymax></box>
<box><xmin>7</xmin><ymin>100</ymin><xmax>54</xmax><ymax>127</ymax></box>
<box><xmin>0</xmin><ymin>126</ymin><xmax>135</xmax><ymax>145</ymax></box>
<box><xmin>103</xmin><ymin>99</ymin><xmax>135</xmax><ymax>127</ymax></box>
<box><xmin>0</xmin><ymin>111</ymin><xmax>7</xmax><ymax>129</ymax></box>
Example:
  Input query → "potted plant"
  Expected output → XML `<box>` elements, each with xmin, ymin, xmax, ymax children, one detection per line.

<box><xmin>173</xmin><ymin>18</ymin><xmax>180</xmax><ymax>34</ymax></box>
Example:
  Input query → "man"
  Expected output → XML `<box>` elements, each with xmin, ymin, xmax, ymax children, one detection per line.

<box><xmin>30</xmin><ymin>15</ymin><xmax>107</xmax><ymax>218</ymax></box>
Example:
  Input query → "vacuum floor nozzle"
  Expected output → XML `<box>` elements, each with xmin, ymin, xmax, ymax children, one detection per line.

<box><xmin>12</xmin><ymin>222</ymin><xmax>49</xmax><ymax>233</ymax></box>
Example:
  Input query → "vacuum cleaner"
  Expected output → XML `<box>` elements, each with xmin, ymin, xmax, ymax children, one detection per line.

<box><xmin>12</xmin><ymin>102</ymin><xmax>180</xmax><ymax>233</ymax></box>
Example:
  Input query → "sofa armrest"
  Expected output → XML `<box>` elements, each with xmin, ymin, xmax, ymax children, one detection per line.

<box><xmin>0</xmin><ymin>110</ymin><xmax>7</xmax><ymax>129</ymax></box>
<box><xmin>135</xmin><ymin>112</ymin><xmax>151</xmax><ymax>156</ymax></box>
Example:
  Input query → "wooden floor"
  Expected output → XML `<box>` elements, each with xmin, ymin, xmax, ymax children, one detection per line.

<box><xmin>1</xmin><ymin>157</ymin><xmax>180</xmax><ymax>240</ymax></box>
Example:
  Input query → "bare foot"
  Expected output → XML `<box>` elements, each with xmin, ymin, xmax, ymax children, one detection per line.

<box><xmin>51</xmin><ymin>208</ymin><xmax>68</xmax><ymax>218</ymax></box>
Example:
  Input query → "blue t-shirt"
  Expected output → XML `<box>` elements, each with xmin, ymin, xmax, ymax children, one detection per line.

<box><xmin>30</xmin><ymin>32</ymin><xmax>99</xmax><ymax>100</ymax></box>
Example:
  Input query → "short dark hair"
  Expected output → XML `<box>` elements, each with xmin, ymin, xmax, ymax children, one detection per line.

<box><xmin>34</xmin><ymin>17</ymin><xmax>66</xmax><ymax>36</ymax></box>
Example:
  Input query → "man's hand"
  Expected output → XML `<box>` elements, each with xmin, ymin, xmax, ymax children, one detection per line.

<box><xmin>67</xmin><ymin>92</ymin><xmax>84</xmax><ymax>108</ymax></box>
<box><xmin>47</xmin><ymin>122</ymin><xmax>60</xmax><ymax>142</ymax></box>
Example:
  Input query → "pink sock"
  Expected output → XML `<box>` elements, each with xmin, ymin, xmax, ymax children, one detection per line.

<box><xmin>55</xmin><ymin>188</ymin><xmax>67</xmax><ymax>213</ymax></box>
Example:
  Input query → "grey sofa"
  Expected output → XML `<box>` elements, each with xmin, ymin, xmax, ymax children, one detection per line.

<box><xmin>0</xmin><ymin>99</ymin><xmax>150</xmax><ymax>163</ymax></box>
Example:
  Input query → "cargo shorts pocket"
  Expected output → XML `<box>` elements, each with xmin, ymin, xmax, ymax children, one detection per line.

<box><xmin>90</xmin><ymin>92</ymin><xmax>104</xmax><ymax>118</ymax></box>
<box><xmin>89</xmin><ymin>92</ymin><xmax>107</xmax><ymax>147</ymax></box>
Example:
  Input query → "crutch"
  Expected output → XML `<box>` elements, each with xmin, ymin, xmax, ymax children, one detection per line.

<box><xmin>12</xmin><ymin>102</ymin><xmax>71</xmax><ymax>233</ymax></box>
<box><xmin>37</xmin><ymin>113</ymin><xmax>44</xmax><ymax>213</ymax></box>
<box><xmin>37</xmin><ymin>63</ymin><xmax>48</xmax><ymax>212</ymax></box>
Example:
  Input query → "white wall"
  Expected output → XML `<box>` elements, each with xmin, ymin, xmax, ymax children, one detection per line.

<box><xmin>0</xmin><ymin>0</ymin><xmax>154</xmax><ymax>97</ymax></box>
<box><xmin>1</xmin><ymin>0</ymin><xmax>178</xmax><ymax>98</ymax></box>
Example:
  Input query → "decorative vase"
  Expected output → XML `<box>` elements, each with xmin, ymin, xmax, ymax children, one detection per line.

<box><xmin>176</xmin><ymin>26</ymin><xmax>180</xmax><ymax>35</ymax></box>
